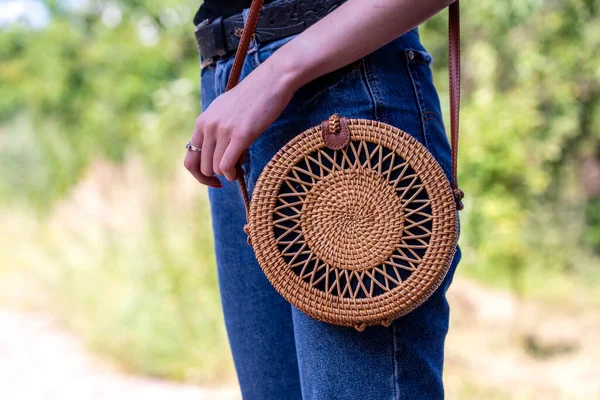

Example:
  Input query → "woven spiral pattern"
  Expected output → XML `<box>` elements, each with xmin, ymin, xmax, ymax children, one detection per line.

<box><xmin>248</xmin><ymin>119</ymin><xmax>458</xmax><ymax>329</ymax></box>
<box><xmin>301</xmin><ymin>168</ymin><xmax>405</xmax><ymax>272</ymax></box>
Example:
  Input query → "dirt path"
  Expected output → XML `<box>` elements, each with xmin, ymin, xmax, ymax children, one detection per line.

<box><xmin>1</xmin><ymin>278</ymin><xmax>598</xmax><ymax>399</ymax></box>
<box><xmin>0</xmin><ymin>310</ymin><xmax>241</xmax><ymax>400</ymax></box>
<box><xmin>445</xmin><ymin>279</ymin><xmax>600</xmax><ymax>399</ymax></box>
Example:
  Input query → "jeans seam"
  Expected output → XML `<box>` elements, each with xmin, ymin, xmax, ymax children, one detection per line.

<box><xmin>360</xmin><ymin>56</ymin><xmax>386</xmax><ymax>123</ymax></box>
<box><xmin>423</xmin><ymin>115</ymin><xmax>446</xmax><ymax>133</ymax></box>
<box><xmin>422</xmin><ymin>115</ymin><xmax>452</xmax><ymax>179</ymax></box>
<box><xmin>244</xmin><ymin>150</ymin><xmax>253</xmax><ymax>196</ymax></box>
<box><xmin>423</xmin><ymin>111</ymin><xmax>444</xmax><ymax>127</ymax></box>
<box><xmin>392</xmin><ymin>322</ymin><xmax>401</xmax><ymax>400</ymax></box>
<box><xmin>214</xmin><ymin>63</ymin><xmax>221</xmax><ymax>97</ymax></box>
<box><xmin>405</xmin><ymin>53</ymin><xmax>430</xmax><ymax>148</ymax></box>
<box><xmin>244</xmin><ymin>54</ymin><xmax>259</xmax><ymax>197</ymax></box>
<box><xmin>405</xmin><ymin>53</ymin><xmax>449</xmax><ymax>174</ymax></box>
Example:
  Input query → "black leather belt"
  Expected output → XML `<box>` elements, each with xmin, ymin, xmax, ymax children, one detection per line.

<box><xmin>195</xmin><ymin>0</ymin><xmax>346</xmax><ymax>68</ymax></box>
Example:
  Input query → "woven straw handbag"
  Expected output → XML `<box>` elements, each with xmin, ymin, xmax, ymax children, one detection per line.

<box><xmin>222</xmin><ymin>0</ymin><xmax>464</xmax><ymax>331</ymax></box>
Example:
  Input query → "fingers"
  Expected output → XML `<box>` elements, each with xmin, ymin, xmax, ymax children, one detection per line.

<box><xmin>220</xmin><ymin>136</ymin><xmax>248</xmax><ymax>182</ymax></box>
<box><xmin>184</xmin><ymin>116</ymin><xmax>221</xmax><ymax>188</ymax></box>
<box><xmin>183</xmin><ymin>151</ymin><xmax>222</xmax><ymax>188</ymax></box>
<box><xmin>213</xmin><ymin>136</ymin><xmax>230</xmax><ymax>176</ymax></box>
<box><xmin>198</xmin><ymin>119</ymin><xmax>247</xmax><ymax>182</ymax></box>
<box><xmin>200</xmin><ymin>134</ymin><xmax>216</xmax><ymax>177</ymax></box>
<box><xmin>191</xmin><ymin>115</ymin><xmax>205</xmax><ymax>150</ymax></box>
<box><xmin>187</xmin><ymin>109</ymin><xmax>252</xmax><ymax>185</ymax></box>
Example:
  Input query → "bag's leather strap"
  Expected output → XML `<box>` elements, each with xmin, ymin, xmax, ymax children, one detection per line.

<box><xmin>448</xmin><ymin>1</ymin><xmax>463</xmax><ymax>210</ymax></box>
<box><xmin>224</xmin><ymin>0</ymin><xmax>463</xmax><ymax>218</ymax></box>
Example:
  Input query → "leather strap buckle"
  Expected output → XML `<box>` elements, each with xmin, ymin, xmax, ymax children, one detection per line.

<box><xmin>200</xmin><ymin>58</ymin><xmax>215</xmax><ymax>70</ymax></box>
<box><xmin>194</xmin><ymin>18</ymin><xmax>211</xmax><ymax>31</ymax></box>
<box><xmin>194</xmin><ymin>18</ymin><xmax>211</xmax><ymax>51</ymax></box>
<box><xmin>209</xmin><ymin>17</ymin><xmax>227</xmax><ymax>57</ymax></box>
<box><xmin>195</xmin><ymin>17</ymin><xmax>227</xmax><ymax>61</ymax></box>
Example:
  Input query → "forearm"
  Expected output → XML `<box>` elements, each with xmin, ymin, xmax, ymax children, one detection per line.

<box><xmin>185</xmin><ymin>0</ymin><xmax>456</xmax><ymax>183</ymax></box>
<box><xmin>261</xmin><ymin>0</ymin><xmax>454</xmax><ymax>92</ymax></box>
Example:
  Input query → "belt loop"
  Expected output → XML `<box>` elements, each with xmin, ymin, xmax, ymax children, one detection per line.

<box><xmin>242</xmin><ymin>8</ymin><xmax>259</xmax><ymax>55</ymax></box>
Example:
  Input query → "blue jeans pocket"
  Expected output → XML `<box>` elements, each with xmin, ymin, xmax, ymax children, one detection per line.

<box><xmin>257</xmin><ymin>34</ymin><xmax>363</xmax><ymax>107</ymax></box>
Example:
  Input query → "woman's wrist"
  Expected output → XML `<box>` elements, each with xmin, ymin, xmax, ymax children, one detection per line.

<box><xmin>262</xmin><ymin>41</ymin><xmax>317</xmax><ymax>96</ymax></box>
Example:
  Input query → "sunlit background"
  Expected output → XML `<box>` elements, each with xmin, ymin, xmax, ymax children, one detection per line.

<box><xmin>1</xmin><ymin>1</ymin><xmax>599</xmax><ymax>399</ymax></box>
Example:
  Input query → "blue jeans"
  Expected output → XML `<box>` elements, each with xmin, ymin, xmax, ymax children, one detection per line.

<box><xmin>201</xmin><ymin>27</ymin><xmax>461</xmax><ymax>400</ymax></box>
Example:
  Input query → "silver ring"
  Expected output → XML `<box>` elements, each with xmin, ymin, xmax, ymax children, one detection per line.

<box><xmin>186</xmin><ymin>142</ymin><xmax>202</xmax><ymax>152</ymax></box>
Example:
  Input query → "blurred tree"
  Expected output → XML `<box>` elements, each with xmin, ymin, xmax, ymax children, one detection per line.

<box><xmin>1</xmin><ymin>0</ymin><xmax>599</xmax><ymax>278</ymax></box>
<box><xmin>421</xmin><ymin>0</ymin><xmax>600</xmax><ymax>291</ymax></box>
<box><xmin>0</xmin><ymin>0</ymin><xmax>202</xmax><ymax>209</ymax></box>
<box><xmin>1</xmin><ymin>1</ymin><xmax>599</xmax><ymax>274</ymax></box>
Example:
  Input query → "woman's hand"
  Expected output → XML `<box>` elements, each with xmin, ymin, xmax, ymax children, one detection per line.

<box><xmin>184</xmin><ymin>59</ymin><xmax>297</xmax><ymax>186</ymax></box>
<box><xmin>184</xmin><ymin>0</ymin><xmax>457</xmax><ymax>187</ymax></box>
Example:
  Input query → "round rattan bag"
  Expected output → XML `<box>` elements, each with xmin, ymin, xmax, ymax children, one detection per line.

<box><xmin>216</xmin><ymin>0</ymin><xmax>464</xmax><ymax>331</ymax></box>
<box><xmin>245</xmin><ymin>115</ymin><xmax>459</xmax><ymax>331</ymax></box>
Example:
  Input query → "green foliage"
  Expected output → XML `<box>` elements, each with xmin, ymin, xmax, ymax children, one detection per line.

<box><xmin>1</xmin><ymin>0</ymin><xmax>599</xmax><ymax>385</ymax></box>
<box><xmin>0</xmin><ymin>0</ymin><xmax>201</xmax><ymax>209</ymax></box>
<box><xmin>0</xmin><ymin>160</ymin><xmax>234</xmax><ymax>383</ymax></box>
<box><xmin>421</xmin><ymin>0</ymin><xmax>600</xmax><ymax>296</ymax></box>
<box><xmin>49</xmin><ymin>187</ymin><xmax>231</xmax><ymax>382</ymax></box>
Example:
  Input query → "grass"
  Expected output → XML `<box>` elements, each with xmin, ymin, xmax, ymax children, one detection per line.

<box><xmin>0</xmin><ymin>157</ymin><xmax>234</xmax><ymax>384</ymax></box>
<box><xmin>458</xmin><ymin>247</ymin><xmax>600</xmax><ymax>309</ymax></box>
